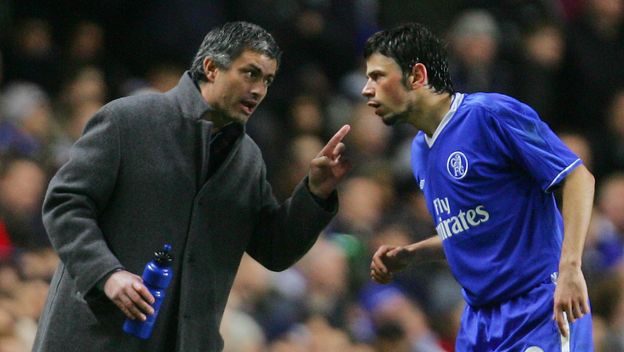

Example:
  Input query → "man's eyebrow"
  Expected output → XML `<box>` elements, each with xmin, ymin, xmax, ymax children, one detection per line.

<box><xmin>245</xmin><ymin>63</ymin><xmax>275</xmax><ymax>77</ymax></box>
<box><xmin>246</xmin><ymin>63</ymin><xmax>261</xmax><ymax>71</ymax></box>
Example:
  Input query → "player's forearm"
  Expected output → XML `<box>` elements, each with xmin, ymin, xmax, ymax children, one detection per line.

<box><xmin>405</xmin><ymin>235</ymin><xmax>445</xmax><ymax>263</ymax></box>
<box><xmin>560</xmin><ymin>165</ymin><xmax>595</xmax><ymax>269</ymax></box>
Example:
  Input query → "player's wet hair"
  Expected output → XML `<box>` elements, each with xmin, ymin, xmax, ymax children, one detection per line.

<box><xmin>364</xmin><ymin>23</ymin><xmax>454</xmax><ymax>94</ymax></box>
<box><xmin>190</xmin><ymin>21</ymin><xmax>282</xmax><ymax>82</ymax></box>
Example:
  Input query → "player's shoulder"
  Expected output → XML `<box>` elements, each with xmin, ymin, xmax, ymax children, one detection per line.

<box><xmin>461</xmin><ymin>92</ymin><xmax>537</xmax><ymax>125</ymax></box>
<box><xmin>462</xmin><ymin>92</ymin><xmax>526</xmax><ymax>114</ymax></box>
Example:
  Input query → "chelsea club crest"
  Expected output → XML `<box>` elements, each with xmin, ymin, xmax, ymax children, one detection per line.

<box><xmin>447</xmin><ymin>151</ymin><xmax>468</xmax><ymax>179</ymax></box>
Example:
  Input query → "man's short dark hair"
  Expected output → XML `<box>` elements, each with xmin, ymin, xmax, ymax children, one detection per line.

<box><xmin>189</xmin><ymin>21</ymin><xmax>282</xmax><ymax>82</ymax></box>
<box><xmin>364</xmin><ymin>23</ymin><xmax>454</xmax><ymax>94</ymax></box>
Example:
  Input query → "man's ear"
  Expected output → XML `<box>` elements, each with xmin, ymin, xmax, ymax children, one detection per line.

<box><xmin>203</xmin><ymin>58</ymin><xmax>218</xmax><ymax>82</ymax></box>
<box><xmin>408</xmin><ymin>63</ymin><xmax>428</xmax><ymax>89</ymax></box>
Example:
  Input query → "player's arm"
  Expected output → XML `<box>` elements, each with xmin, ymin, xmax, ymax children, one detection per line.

<box><xmin>553</xmin><ymin>164</ymin><xmax>594</xmax><ymax>337</ymax></box>
<box><xmin>370</xmin><ymin>235</ymin><xmax>445</xmax><ymax>284</ymax></box>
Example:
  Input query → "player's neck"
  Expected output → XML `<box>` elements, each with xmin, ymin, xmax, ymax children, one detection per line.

<box><xmin>412</xmin><ymin>92</ymin><xmax>453</xmax><ymax>137</ymax></box>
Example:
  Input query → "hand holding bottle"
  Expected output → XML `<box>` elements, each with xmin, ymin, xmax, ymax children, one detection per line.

<box><xmin>122</xmin><ymin>244</ymin><xmax>174</xmax><ymax>339</ymax></box>
<box><xmin>104</xmin><ymin>270</ymin><xmax>155</xmax><ymax>321</ymax></box>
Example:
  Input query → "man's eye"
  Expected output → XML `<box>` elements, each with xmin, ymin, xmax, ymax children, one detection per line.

<box><xmin>264</xmin><ymin>78</ymin><xmax>274</xmax><ymax>86</ymax></box>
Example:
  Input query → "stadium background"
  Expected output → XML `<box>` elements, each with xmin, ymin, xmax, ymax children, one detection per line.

<box><xmin>0</xmin><ymin>0</ymin><xmax>623</xmax><ymax>351</ymax></box>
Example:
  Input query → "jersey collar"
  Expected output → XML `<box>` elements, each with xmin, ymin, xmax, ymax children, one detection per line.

<box><xmin>425</xmin><ymin>93</ymin><xmax>464</xmax><ymax>148</ymax></box>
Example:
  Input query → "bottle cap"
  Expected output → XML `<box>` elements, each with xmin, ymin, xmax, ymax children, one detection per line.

<box><xmin>154</xmin><ymin>244</ymin><xmax>174</xmax><ymax>267</ymax></box>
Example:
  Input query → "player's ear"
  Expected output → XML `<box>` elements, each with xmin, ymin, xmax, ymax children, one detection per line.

<box><xmin>203</xmin><ymin>58</ymin><xmax>219</xmax><ymax>82</ymax></box>
<box><xmin>409</xmin><ymin>63</ymin><xmax>428</xmax><ymax>89</ymax></box>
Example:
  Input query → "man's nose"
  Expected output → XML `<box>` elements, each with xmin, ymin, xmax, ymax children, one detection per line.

<box><xmin>250</xmin><ymin>83</ymin><xmax>266</xmax><ymax>100</ymax></box>
<box><xmin>361</xmin><ymin>81</ymin><xmax>374</xmax><ymax>97</ymax></box>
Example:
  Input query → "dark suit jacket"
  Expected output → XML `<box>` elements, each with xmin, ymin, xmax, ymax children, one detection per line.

<box><xmin>33</xmin><ymin>72</ymin><xmax>337</xmax><ymax>352</ymax></box>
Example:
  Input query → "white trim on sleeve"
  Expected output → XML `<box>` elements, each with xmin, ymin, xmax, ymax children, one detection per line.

<box><xmin>546</xmin><ymin>158</ymin><xmax>581</xmax><ymax>192</ymax></box>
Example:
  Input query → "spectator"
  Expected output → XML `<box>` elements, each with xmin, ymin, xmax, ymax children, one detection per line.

<box><xmin>359</xmin><ymin>284</ymin><xmax>444</xmax><ymax>352</ymax></box>
<box><xmin>0</xmin><ymin>82</ymin><xmax>54</xmax><ymax>159</ymax></box>
<box><xmin>3</xmin><ymin>18</ymin><xmax>60</xmax><ymax>94</ymax></box>
<box><xmin>62</xmin><ymin>21</ymin><xmax>128</xmax><ymax>99</ymax></box>
<box><xmin>591</xmin><ymin>173</ymin><xmax>624</xmax><ymax>273</ymax></box>
<box><xmin>515</xmin><ymin>21</ymin><xmax>566</xmax><ymax>128</ymax></box>
<box><xmin>560</xmin><ymin>0</ymin><xmax>624</xmax><ymax>135</ymax></box>
<box><xmin>0</xmin><ymin>155</ymin><xmax>48</xmax><ymax>257</ymax></box>
<box><xmin>560</xmin><ymin>131</ymin><xmax>594</xmax><ymax>171</ymax></box>
<box><xmin>593</xmin><ymin>89</ymin><xmax>624</xmax><ymax>179</ymax></box>
<box><xmin>590</xmin><ymin>273</ymin><xmax>624</xmax><ymax>351</ymax></box>
<box><xmin>331</xmin><ymin>176</ymin><xmax>389</xmax><ymax>238</ymax></box>
<box><xmin>447</xmin><ymin>10</ymin><xmax>514</xmax><ymax>94</ymax></box>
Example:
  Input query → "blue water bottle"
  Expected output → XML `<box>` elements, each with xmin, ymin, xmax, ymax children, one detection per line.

<box><xmin>123</xmin><ymin>244</ymin><xmax>174</xmax><ymax>339</ymax></box>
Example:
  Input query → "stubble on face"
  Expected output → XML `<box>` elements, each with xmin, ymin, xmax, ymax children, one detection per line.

<box><xmin>380</xmin><ymin>75</ymin><xmax>413</xmax><ymax>126</ymax></box>
<box><xmin>202</xmin><ymin>50</ymin><xmax>277</xmax><ymax>127</ymax></box>
<box><xmin>363</xmin><ymin>53</ymin><xmax>412</xmax><ymax>127</ymax></box>
<box><xmin>380</xmin><ymin>109</ymin><xmax>408</xmax><ymax>126</ymax></box>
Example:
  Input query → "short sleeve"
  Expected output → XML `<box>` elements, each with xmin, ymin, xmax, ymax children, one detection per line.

<box><xmin>487</xmin><ymin>99</ymin><xmax>581</xmax><ymax>192</ymax></box>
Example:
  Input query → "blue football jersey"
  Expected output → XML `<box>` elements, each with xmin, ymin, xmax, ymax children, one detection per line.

<box><xmin>411</xmin><ymin>92</ymin><xmax>581</xmax><ymax>306</ymax></box>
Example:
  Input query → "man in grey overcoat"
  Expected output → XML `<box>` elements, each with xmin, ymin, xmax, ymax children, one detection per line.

<box><xmin>33</xmin><ymin>22</ymin><xmax>352</xmax><ymax>352</ymax></box>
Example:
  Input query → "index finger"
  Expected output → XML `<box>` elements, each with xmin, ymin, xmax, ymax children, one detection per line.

<box><xmin>318</xmin><ymin>125</ymin><xmax>350</xmax><ymax>157</ymax></box>
<box><xmin>387</xmin><ymin>247</ymin><xmax>409</xmax><ymax>263</ymax></box>
<box><xmin>371</xmin><ymin>246</ymin><xmax>393</xmax><ymax>274</ymax></box>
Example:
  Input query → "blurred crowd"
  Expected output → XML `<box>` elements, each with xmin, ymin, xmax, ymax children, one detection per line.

<box><xmin>0</xmin><ymin>0</ymin><xmax>623</xmax><ymax>351</ymax></box>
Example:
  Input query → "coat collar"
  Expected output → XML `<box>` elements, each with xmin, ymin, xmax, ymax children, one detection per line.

<box><xmin>168</xmin><ymin>71</ymin><xmax>214</xmax><ymax>121</ymax></box>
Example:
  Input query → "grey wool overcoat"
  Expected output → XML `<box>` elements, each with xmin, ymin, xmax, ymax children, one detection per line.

<box><xmin>33</xmin><ymin>72</ymin><xmax>338</xmax><ymax>352</ymax></box>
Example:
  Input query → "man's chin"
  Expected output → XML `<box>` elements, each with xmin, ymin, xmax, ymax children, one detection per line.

<box><xmin>381</xmin><ymin>114</ymin><xmax>400</xmax><ymax>126</ymax></box>
<box><xmin>230</xmin><ymin>112</ymin><xmax>251</xmax><ymax>125</ymax></box>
